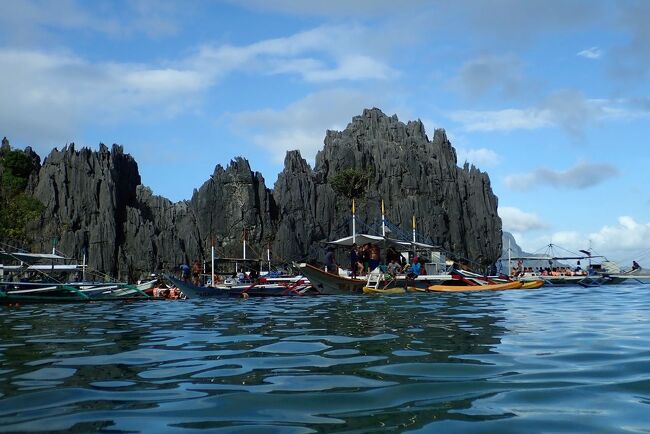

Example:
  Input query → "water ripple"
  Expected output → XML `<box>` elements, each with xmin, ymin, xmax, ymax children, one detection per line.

<box><xmin>1</xmin><ymin>284</ymin><xmax>650</xmax><ymax>432</ymax></box>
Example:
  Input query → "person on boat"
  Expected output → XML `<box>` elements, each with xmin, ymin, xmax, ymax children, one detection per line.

<box><xmin>387</xmin><ymin>258</ymin><xmax>401</xmax><ymax>277</ymax></box>
<box><xmin>369</xmin><ymin>244</ymin><xmax>380</xmax><ymax>271</ymax></box>
<box><xmin>191</xmin><ymin>260</ymin><xmax>201</xmax><ymax>285</ymax></box>
<box><xmin>354</xmin><ymin>259</ymin><xmax>365</xmax><ymax>277</ymax></box>
<box><xmin>153</xmin><ymin>287</ymin><xmax>170</xmax><ymax>298</ymax></box>
<box><xmin>633</xmin><ymin>260</ymin><xmax>641</xmax><ymax>270</ymax></box>
<box><xmin>180</xmin><ymin>262</ymin><xmax>190</xmax><ymax>281</ymax></box>
<box><xmin>350</xmin><ymin>244</ymin><xmax>358</xmax><ymax>277</ymax></box>
<box><xmin>407</xmin><ymin>256</ymin><xmax>421</xmax><ymax>278</ymax></box>
<box><xmin>418</xmin><ymin>257</ymin><xmax>427</xmax><ymax>276</ymax></box>
<box><xmin>236</xmin><ymin>269</ymin><xmax>246</xmax><ymax>282</ymax></box>
<box><xmin>325</xmin><ymin>246</ymin><xmax>338</xmax><ymax>274</ymax></box>
<box><xmin>359</xmin><ymin>243</ymin><xmax>370</xmax><ymax>272</ymax></box>
<box><xmin>385</xmin><ymin>246</ymin><xmax>399</xmax><ymax>265</ymax></box>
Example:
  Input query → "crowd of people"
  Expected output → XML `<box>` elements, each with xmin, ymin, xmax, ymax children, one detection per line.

<box><xmin>511</xmin><ymin>265</ymin><xmax>587</xmax><ymax>277</ymax></box>
<box><xmin>326</xmin><ymin>243</ymin><xmax>429</xmax><ymax>279</ymax></box>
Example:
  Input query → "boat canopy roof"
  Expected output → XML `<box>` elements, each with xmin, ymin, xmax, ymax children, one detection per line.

<box><xmin>502</xmin><ymin>255</ymin><xmax>605</xmax><ymax>261</ymax></box>
<box><xmin>0</xmin><ymin>251</ymin><xmax>67</xmax><ymax>261</ymax></box>
<box><xmin>327</xmin><ymin>234</ymin><xmax>437</xmax><ymax>250</ymax></box>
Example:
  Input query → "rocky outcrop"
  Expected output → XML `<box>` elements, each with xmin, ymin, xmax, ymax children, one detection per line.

<box><xmin>27</xmin><ymin>143</ymin><xmax>140</xmax><ymax>277</ymax></box>
<box><xmin>7</xmin><ymin>108</ymin><xmax>502</xmax><ymax>280</ymax></box>
<box><xmin>273</xmin><ymin>108</ymin><xmax>502</xmax><ymax>266</ymax></box>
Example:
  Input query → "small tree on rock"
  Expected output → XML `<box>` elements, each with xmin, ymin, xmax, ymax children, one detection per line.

<box><xmin>329</xmin><ymin>168</ymin><xmax>371</xmax><ymax>201</ymax></box>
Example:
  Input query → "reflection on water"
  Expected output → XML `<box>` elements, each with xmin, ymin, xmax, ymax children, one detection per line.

<box><xmin>1</xmin><ymin>285</ymin><xmax>650</xmax><ymax>433</ymax></box>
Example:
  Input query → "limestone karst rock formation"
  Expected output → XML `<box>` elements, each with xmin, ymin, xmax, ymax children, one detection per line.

<box><xmin>273</xmin><ymin>108</ymin><xmax>502</xmax><ymax>266</ymax></box>
<box><xmin>5</xmin><ymin>108</ymin><xmax>502</xmax><ymax>280</ymax></box>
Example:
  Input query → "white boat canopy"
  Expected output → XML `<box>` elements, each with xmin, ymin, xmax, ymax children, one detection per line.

<box><xmin>0</xmin><ymin>251</ymin><xmax>67</xmax><ymax>261</ymax></box>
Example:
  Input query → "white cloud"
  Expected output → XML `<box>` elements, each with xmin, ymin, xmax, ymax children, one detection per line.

<box><xmin>0</xmin><ymin>23</ymin><xmax>396</xmax><ymax>150</ymax></box>
<box><xmin>0</xmin><ymin>48</ymin><xmax>210</xmax><ymax>149</ymax></box>
<box><xmin>577</xmin><ymin>46</ymin><xmax>603</xmax><ymax>59</ymax></box>
<box><xmin>225</xmin><ymin>89</ymin><xmax>385</xmax><ymax>164</ymax></box>
<box><xmin>589</xmin><ymin>216</ymin><xmax>650</xmax><ymax>252</ymax></box>
<box><xmin>448</xmin><ymin>90</ymin><xmax>650</xmax><ymax>136</ymax></box>
<box><xmin>456</xmin><ymin>147</ymin><xmax>501</xmax><ymax>167</ymax></box>
<box><xmin>515</xmin><ymin>217</ymin><xmax>650</xmax><ymax>264</ymax></box>
<box><xmin>448</xmin><ymin>108</ymin><xmax>552</xmax><ymax>132</ymax></box>
<box><xmin>504</xmin><ymin>161</ymin><xmax>619</xmax><ymax>191</ymax></box>
<box><xmin>500</xmin><ymin>206</ymin><xmax>547</xmax><ymax>232</ymax></box>
<box><xmin>190</xmin><ymin>25</ymin><xmax>397</xmax><ymax>83</ymax></box>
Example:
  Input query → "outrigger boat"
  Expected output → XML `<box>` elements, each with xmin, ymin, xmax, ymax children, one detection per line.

<box><xmin>0</xmin><ymin>248</ymin><xmax>154</xmax><ymax>304</ymax></box>
<box><xmin>503</xmin><ymin>242</ymin><xmax>649</xmax><ymax>286</ymax></box>
<box><xmin>165</xmin><ymin>274</ymin><xmax>315</xmax><ymax>299</ymax></box>
<box><xmin>299</xmin><ymin>233</ymin><xmax>453</xmax><ymax>295</ymax></box>
<box><xmin>0</xmin><ymin>280</ymin><xmax>155</xmax><ymax>304</ymax></box>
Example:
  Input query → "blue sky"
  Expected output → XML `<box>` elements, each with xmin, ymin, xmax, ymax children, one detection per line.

<box><xmin>1</xmin><ymin>0</ymin><xmax>649</xmax><ymax>265</ymax></box>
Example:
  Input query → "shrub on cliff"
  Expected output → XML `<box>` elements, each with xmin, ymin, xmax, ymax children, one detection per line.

<box><xmin>329</xmin><ymin>168</ymin><xmax>371</xmax><ymax>200</ymax></box>
<box><xmin>0</xmin><ymin>148</ymin><xmax>43</xmax><ymax>242</ymax></box>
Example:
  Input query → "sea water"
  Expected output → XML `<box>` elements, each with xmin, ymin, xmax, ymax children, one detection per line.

<box><xmin>1</xmin><ymin>284</ymin><xmax>649</xmax><ymax>433</ymax></box>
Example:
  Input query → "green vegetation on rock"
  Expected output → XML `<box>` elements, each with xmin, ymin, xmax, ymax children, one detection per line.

<box><xmin>0</xmin><ymin>147</ymin><xmax>43</xmax><ymax>242</ymax></box>
<box><xmin>329</xmin><ymin>168</ymin><xmax>371</xmax><ymax>201</ymax></box>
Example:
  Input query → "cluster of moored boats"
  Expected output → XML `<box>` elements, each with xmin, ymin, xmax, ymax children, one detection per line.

<box><xmin>2</xmin><ymin>235</ymin><xmax>648</xmax><ymax>304</ymax></box>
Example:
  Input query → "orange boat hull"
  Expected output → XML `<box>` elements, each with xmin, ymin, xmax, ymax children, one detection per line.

<box><xmin>426</xmin><ymin>281</ymin><xmax>524</xmax><ymax>292</ymax></box>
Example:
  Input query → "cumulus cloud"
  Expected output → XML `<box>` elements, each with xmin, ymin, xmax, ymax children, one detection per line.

<box><xmin>225</xmin><ymin>89</ymin><xmax>385</xmax><ymax>164</ymax></box>
<box><xmin>500</xmin><ymin>206</ymin><xmax>547</xmax><ymax>232</ymax></box>
<box><xmin>456</xmin><ymin>147</ymin><xmax>501</xmax><ymax>167</ymax></box>
<box><xmin>589</xmin><ymin>216</ymin><xmax>650</xmax><ymax>252</ymax></box>
<box><xmin>504</xmin><ymin>161</ymin><xmax>619</xmax><ymax>191</ymax></box>
<box><xmin>517</xmin><ymin>217</ymin><xmax>650</xmax><ymax>264</ymax></box>
<box><xmin>577</xmin><ymin>46</ymin><xmax>603</xmax><ymax>59</ymax></box>
<box><xmin>449</xmin><ymin>54</ymin><xmax>525</xmax><ymax>99</ymax></box>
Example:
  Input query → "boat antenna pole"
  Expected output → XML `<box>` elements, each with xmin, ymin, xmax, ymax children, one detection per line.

<box><xmin>352</xmin><ymin>199</ymin><xmax>356</xmax><ymax>244</ymax></box>
<box><xmin>267</xmin><ymin>243</ymin><xmax>271</xmax><ymax>273</ymax></box>
<box><xmin>381</xmin><ymin>199</ymin><xmax>386</xmax><ymax>237</ymax></box>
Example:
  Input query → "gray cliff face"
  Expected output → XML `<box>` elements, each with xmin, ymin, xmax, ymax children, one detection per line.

<box><xmin>181</xmin><ymin>157</ymin><xmax>277</xmax><ymax>262</ymax></box>
<box><xmin>28</xmin><ymin>144</ymin><xmax>140</xmax><ymax>277</ymax></box>
<box><xmin>273</xmin><ymin>108</ymin><xmax>502</xmax><ymax>266</ymax></box>
<box><xmin>11</xmin><ymin>108</ymin><xmax>502</xmax><ymax>280</ymax></box>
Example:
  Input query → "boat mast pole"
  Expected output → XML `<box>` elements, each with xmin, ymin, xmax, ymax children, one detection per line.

<box><xmin>352</xmin><ymin>199</ymin><xmax>356</xmax><ymax>244</ymax></box>
<box><xmin>211</xmin><ymin>238</ymin><xmax>215</xmax><ymax>287</ymax></box>
<box><xmin>508</xmin><ymin>238</ymin><xmax>511</xmax><ymax>277</ymax></box>
<box><xmin>412</xmin><ymin>215</ymin><xmax>416</xmax><ymax>255</ymax></box>
<box><xmin>243</xmin><ymin>227</ymin><xmax>247</xmax><ymax>261</ymax></box>
<box><xmin>267</xmin><ymin>244</ymin><xmax>271</xmax><ymax>273</ymax></box>
<box><xmin>381</xmin><ymin>200</ymin><xmax>386</xmax><ymax>237</ymax></box>
<box><xmin>82</xmin><ymin>249</ymin><xmax>87</xmax><ymax>282</ymax></box>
